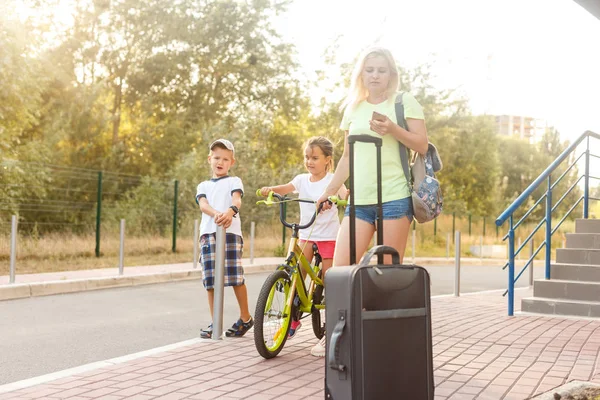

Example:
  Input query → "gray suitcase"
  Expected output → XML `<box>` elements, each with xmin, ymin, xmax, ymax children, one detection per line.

<box><xmin>324</xmin><ymin>134</ymin><xmax>434</xmax><ymax>399</ymax></box>
<box><xmin>324</xmin><ymin>246</ymin><xmax>435</xmax><ymax>399</ymax></box>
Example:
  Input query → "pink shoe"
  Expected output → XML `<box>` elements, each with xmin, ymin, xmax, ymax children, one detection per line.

<box><xmin>288</xmin><ymin>320</ymin><xmax>302</xmax><ymax>339</ymax></box>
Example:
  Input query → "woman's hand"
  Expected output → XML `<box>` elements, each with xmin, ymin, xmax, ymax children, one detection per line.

<box><xmin>316</xmin><ymin>194</ymin><xmax>332</xmax><ymax>213</ymax></box>
<box><xmin>369</xmin><ymin>115</ymin><xmax>397</xmax><ymax>136</ymax></box>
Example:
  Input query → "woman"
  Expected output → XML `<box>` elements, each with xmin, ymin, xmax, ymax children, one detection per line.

<box><xmin>320</xmin><ymin>46</ymin><xmax>428</xmax><ymax>269</ymax></box>
<box><xmin>312</xmin><ymin>46</ymin><xmax>429</xmax><ymax>357</ymax></box>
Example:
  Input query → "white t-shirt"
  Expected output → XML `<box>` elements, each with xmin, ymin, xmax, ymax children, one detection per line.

<box><xmin>196</xmin><ymin>176</ymin><xmax>244</xmax><ymax>237</ymax></box>
<box><xmin>291</xmin><ymin>173</ymin><xmax>340</xmax><ymax>241</ymax></box>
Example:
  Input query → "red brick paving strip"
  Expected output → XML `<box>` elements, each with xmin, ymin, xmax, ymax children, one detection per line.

<box><xmin>1</xmin><ymin>289</ymin><xmax>599</xmax><ymax>399</ymax></box>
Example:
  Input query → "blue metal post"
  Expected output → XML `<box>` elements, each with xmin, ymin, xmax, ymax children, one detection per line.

<box><xmin>545</xmin><ymin>176</ymin><xmax>552</xmax><ymax>279</ymax></box>
<box><xmin>508</xmin><ymin>216</ymin><xmax>515</xmax><ymax>316</ymax></box>
<box><xmin>583</xmin><ymin>135</ymin><xmax>590</xmax><ymax>219</ymax></box>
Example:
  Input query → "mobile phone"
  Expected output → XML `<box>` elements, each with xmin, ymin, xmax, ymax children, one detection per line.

<box><xmin>372</xmin><ymin>111</ymin><xmax>386</xmax><ymax>122</ymax></box>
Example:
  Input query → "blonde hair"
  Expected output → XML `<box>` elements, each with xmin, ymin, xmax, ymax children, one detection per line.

<box><xmin>305</xmin><ymin>136</ymin><xmax>335</xmax><ymax>172</ymax></box>
<box><xmin>341</xmin><ymin>47</ymin><xmax>399</xmax><ymax>110</ymax></box>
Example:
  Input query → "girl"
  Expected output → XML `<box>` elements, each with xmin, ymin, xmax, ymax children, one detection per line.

<box><xmin>259</xmin><ymin>136</ymin><xmax>347</xmax><ymax>343</ymax></box>
<box><xmin>315</xmin><ymin>47</ymin><xmax>429</xmax><ymax>354</ymax></box>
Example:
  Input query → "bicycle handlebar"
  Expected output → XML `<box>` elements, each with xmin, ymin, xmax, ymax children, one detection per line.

<box><xmin>327</xmin><ymin>195</ymin><xmax>348</xmax><ymax>208</ymax></box>
<box><xmin>256</xmin><ymin>190</ymin><xmax>346</xmax><ymax>231</ymax></box>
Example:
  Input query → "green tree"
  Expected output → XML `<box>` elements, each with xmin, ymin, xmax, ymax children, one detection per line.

<box><xmin>434</xmin><ymin>116</ymin><xmax>500</xmax><ymax>216</ymax></box>
<box><xmin>0</xmin><ymin>16</ymin><xmax>45</xmax><ymax>156</ymax></box>
<box><xmin>496</xmin><ymin>128</ymin><xmax>580</xmax><ymax>223</ymax></box>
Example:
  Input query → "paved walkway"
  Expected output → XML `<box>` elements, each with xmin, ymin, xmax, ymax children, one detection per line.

<box><xmin>1</xmin><ymin>288</ymin><xmax>599</xmax><ymax>400</ymax></box>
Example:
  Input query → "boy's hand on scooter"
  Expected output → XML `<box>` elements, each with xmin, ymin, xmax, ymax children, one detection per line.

<box><xmin>215</xmin><ymin>210</ymin><xmax>233</xmax><ymax>228</ymax></box>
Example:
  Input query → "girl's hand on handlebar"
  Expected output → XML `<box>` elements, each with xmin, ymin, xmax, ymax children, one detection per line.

<box><xmin>258</xmin><ymin>187</ymin><xmax>272</xmax><ymax>197</ymax></box>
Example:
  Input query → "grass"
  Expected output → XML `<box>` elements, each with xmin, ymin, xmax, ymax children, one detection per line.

<box><xmin>0</xmin><ymin>227</ymin><xmax>283</xmax><ymax>276</ymax></box>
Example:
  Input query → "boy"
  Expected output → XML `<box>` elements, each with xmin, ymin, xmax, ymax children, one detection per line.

<box><xmin>196</xmin><ymin>138</ymin><xmax>253</xmax><ymax>339</ymax></box>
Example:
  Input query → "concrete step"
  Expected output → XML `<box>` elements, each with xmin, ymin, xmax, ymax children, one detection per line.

<box><xmin>534</xmin><ymin>279</ymin><xmax>600</xmax><ymax>302</ymax></box>
<box><xmin>556</xmin><ymin>248</ymin><xmax>600</xmax><ymax>265</ymax></box>
<box><xmin>566</xmin><ymin>233</ymin><xmax>600</xmax><ymax>249</ymax></box>
<box><xmin>522</xmin><ymin>296</ymin><xmax>600</xmax><ymax>318</ymax></box>
<box><xmin>575</xmin><ymin>218</ymin><xmax>600</xmax><ymax>234</ymax></box>
<box><xmin>551</xmin><ymin>263</ymin><xmax>600</xmax><ymax>282</ymax></box>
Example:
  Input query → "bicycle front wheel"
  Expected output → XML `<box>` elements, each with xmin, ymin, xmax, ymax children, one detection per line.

<box><xmin>254</xmin><ymin>270</ymin><xmax>293</xmax><ymax>359</ymax></box>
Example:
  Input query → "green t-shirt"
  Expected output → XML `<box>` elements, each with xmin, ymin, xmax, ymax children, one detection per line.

<box><xmin>340</xmin><ymin>92</ymin><xmax>424</xmax><ymax>205</ymax></box>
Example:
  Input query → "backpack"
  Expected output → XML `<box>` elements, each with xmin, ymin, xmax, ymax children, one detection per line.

<box><xmin>395</xmin><ymin>92</ymin><xmax>443</xmax><ymax>223</ymax></box>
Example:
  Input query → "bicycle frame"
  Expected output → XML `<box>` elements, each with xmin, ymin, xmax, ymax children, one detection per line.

<box><xmin>281</xmin><ymin>236</ymin><xmax>324</xmax><ymax>315</ymax></box>
<box><xmin>258</xmin><ymin>190</ymin><xmax>345</xmax><ymax>324</ymax></box>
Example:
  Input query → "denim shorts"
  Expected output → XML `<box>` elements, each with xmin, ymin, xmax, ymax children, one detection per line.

<box><xmin>344</xmin><ymin>198</ymin><xmax>413</xmax><ymax>225</ymax></box>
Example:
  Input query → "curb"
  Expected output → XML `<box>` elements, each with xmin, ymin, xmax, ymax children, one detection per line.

<box><xmin>0</xmin><ymin>264</ymin><xmax>278</xmax><ymax>302</ymax></box>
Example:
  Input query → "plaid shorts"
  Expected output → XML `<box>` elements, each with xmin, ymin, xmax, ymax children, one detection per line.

<box><xmin>199</xmin><ymin>233</ymin><xmax>244</xmax><ymax>290</ymax></box>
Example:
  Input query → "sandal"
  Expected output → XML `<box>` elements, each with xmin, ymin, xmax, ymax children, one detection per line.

<box><xmin>225</xmin><ymin>317</ymin><xmax>254</xmax><ymax>337</ymax></box>
<box><xmin>200</xmin><ymin>324</ymin><xmax>213</xmax><ymax>339</ymax></box>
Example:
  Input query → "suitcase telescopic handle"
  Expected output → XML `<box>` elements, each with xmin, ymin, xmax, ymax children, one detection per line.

<box><xmin>328</xmin><ymin>311</ymin><xmax>347</xmax><ymax>373</ymax></box>
<box><xmin>347</xmin><ymin>134</ymin><xmax>383</xmax><ymax>146</ymax></box>
<box><xmin>360</xmin><ymin>245</ymin><xmax>400</xmax><ymax>266</ymax></box>
<box><xmin>347</xmin><ymin>134</ymin><xmax>384</xmax><ymax>264</ymax></box>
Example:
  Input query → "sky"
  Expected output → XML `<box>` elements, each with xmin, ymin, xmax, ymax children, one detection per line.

<box><xmin>276</xmin><ymin>0</ymin><xmax>600</xmax><ymax>145</ymax></box>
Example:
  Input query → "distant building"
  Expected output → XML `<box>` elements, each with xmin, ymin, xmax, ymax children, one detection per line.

<box><xmin>494</xmin><ymin>115</ymin><xmax>549</xmax><ymax>144</ymax></box>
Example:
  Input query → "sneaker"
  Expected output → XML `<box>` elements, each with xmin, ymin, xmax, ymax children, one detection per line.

<box><xmin>310</xmin><ymin>335</ymin><xmax>327</xmax><ymax>357</ymax></box>
<box><xmin>288</xmin><ymin>320</ymin><xmax>302</xmax><ymax>339</ymax></box>
<box><xmin>225</xmin><ymin>317</ymin><xmax>254</xmax><ymax>337</ymax></box>
<box><xmin>200</xmin><ymin>323</ymin><xmax>213</xmax><ymax>339</ymax></box>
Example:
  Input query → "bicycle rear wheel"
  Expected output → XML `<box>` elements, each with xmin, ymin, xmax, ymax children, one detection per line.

<box><xmin>254</xmin><ymin>270</ymin><xmax>293</xmax><ymax>359</ymax></box>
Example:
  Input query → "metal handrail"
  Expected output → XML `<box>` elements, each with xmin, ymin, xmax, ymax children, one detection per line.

<box><xmin>502</xmin><ymin>218</ymin><xmax>545</xmax><ymax>270</ymax></box>
<box><xmin>496</xmin><ymin>131</ymin><xmax>599</xmax><ymax>226</ymax></box>
<box><xmin>550</xmin><ymin>152</ymin><xmax>584</xmax><ymax>190</ymax></box>
<box><xmin>503</xmin><ymin>240</ymin><xmax>546</xmax><ymax>296</ymax></box>
<box><xmin>552</xmin><ymin>197</ymin><xmax>584</xmax><ymax>235</ymax></box>
<box><xmin>551</xmin><ymin>177</ymin><xmax>583</xmax><ymax>212</ymax></box>
<box><xmin>512</xmin><ymin>193</ymin><xmax>547</xmax><ymax>233</ymax></box>
<box><xmin>495</xmin><ymin>130</ymin><xmax>600</xmax><ymax>316</ymax></box>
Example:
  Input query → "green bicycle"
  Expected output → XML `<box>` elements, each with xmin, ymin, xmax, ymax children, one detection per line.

<box><xmin>253</xmin><ymin>190</ymin><xmax>346</xmax><ymax>359</ymax></box>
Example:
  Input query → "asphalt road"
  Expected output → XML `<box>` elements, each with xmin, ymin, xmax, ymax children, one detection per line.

<box><xmin>0</xmin><ymin>264</ymin><xmax>544</xmax><ymax>385</ymax></box>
